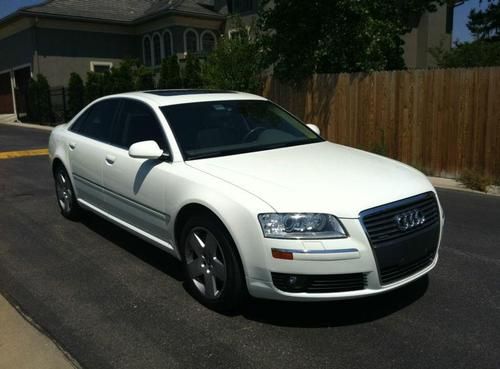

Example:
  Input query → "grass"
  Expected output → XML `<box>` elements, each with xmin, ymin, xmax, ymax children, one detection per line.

<box><xmin>458</xmin><ymin>170</ymin><xmax>493</xmax><ymax>192</ymax></box>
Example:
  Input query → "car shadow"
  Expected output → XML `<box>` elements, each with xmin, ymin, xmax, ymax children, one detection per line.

<box><xmin>79</xmin><ymin>211</ymin><xmax>184</xmax><ymax>282</ymax></box>
<box><xmin>240</xmin><ymin>275</ymin><xmax>429</xmax><ymax>328</ymax></box>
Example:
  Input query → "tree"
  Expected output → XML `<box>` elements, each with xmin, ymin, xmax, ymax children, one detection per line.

<box><xmin>134</xmin><ymin>65</ymin><xmax>155</xmax><ymax>90</ymax></box>
<box><xmin>183</xmin><ymin>53</ymin><xmax>203</xmax><ymax>88</ymax></box>
<box><xmin>27</xmin><ymin>74</ymin><xmax>52</xmax><ymax>122</ymax></box>
<box><xmin>258</xmin><ymin>0</ymin><xmax>445</xmax><ymax>82</ymax></box>
<box><xmin>467</xmin><ymin>1</ymin><xmax>500</xmax><ymax>41</ymax></box>
<box><xmin>202</xmin><ymin>33</ymin><xmax>262</xmax><ymax>93</ymax></box>
<box><xmin>85</xmin><ymin>71</ymin><xmax>104</xmax><ymax>103</ymax></box>
<box><xmin>431</xmin><ymin>1</ymin><xmax>500</xmax><ymax>68</ymax></box>
<box><xmin>67</xmin><ymin>73</ymin><xmax>85</xmax><ymax>118</ymax></box>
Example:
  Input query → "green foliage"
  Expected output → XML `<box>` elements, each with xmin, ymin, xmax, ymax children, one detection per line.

<box><xmin>159</xmin><ymin>55</ymin><xmax>182</xmax><ymax>89</ymax></box>
<box><xmin>67</xmin><ymin>73</ymin><xmax>85</xmax><ymax>118</ymax></box>
<box><xmin>258</xmin><ymin>0</ymin><xmax>444</xmax><ymax>82</ymax></box>
<box><xmin>183</xmin><ymin>53</ymin><xmax>203</xmax><ymax>88</ymax></box>
<box><xmin>85</xmin><ymin>71</ymin><xmax>104</xmax><ymax>103</ymax></box>
<box><xmin>467</xmin><ymin>1</ymin><xmax>500</xmax><ymax>41</ymax></box>
<box><xmin>134</xmin><ymin>65</ymin><xmax>155</xmax><ymax>90</ymax></box>
<box><xmin>458</xmin><ymin>169</ymin><xmax>493</xmax><ymax>192</ymax></box>
<box><xmin>431</xmin><ymin>40</ymin><xmax>500</xmax><ymax>68</ymax></box>
<box><xmin>27</xmin><ymin>74</ymin><xmax>52</xmax><ymax>122</ymax></box>
<box><xmin>202</xmin><ymin>33</ymin><xmax>262</xmax><ymax>93</ymax></box>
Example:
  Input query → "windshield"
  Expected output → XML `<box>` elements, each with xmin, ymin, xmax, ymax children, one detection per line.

<box><xmin>161</xmin><ymin>100</ymin><xmax>323</xmax><ymax>160</ymax></box>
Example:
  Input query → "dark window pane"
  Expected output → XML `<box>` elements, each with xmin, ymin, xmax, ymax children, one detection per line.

<box><xmin>185</xmin><ymin>30</ymin><xmax>198</xmax><ymax>53</ymax></box>
<box><xmin>202</xmin><ymin>32</ymin><xmax>216</xmax><ymax>52</ymax></box>
<box><xmin>163</xmin><ymin>31</ymin><xmax>172</xmax><ymax>57</ymax></box>
<box><xmin>143</xmin><ymin>37</ymin><xmax>152</xmax><ymax>66</ymax></box>
<box><xmin>93</xmin><ymin>64</ymin><xmax>112</xmax><ymax>73</ymax></box>
<box><xmin>153</xmin><ymin>34</ymin><xmax>162</xmax><ymax>65</ymax></box>
<box><xmin>78</xmin><ymin>99</ymin><xmax>119</xmax><ymax>142</ymax></box>
<box><xmin>112</xmin><ymin>99</ymin><xmax>167</xmax><ymax>149</ymax></box>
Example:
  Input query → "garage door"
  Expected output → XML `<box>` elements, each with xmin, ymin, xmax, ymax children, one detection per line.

<box><xmin>0</xmin><ymin>72</ymin><xmax>14</xmax><ymax>114</ymax></box>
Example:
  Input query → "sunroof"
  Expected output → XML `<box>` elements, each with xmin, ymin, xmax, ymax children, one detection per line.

<box><xmin>144</xmin><ymin>89</ymin><xmax>236</xmax><ymax>96</ymax></box>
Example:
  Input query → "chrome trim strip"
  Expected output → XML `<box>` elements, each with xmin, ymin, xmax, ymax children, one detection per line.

<box><xmin>272</xmin><ymin>248</ymin><xmax>359</xmax><ymax>254</ymax></box>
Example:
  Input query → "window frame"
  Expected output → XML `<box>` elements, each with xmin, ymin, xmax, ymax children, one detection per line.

<box><xmin>109</xmin><ymin>97</ymin><xmax>172</xmax><ymax>160</ymax></box>
<box><xmin>68</xmin><ymin>98</ymin><xmax>121</xmax><ymax>144</ymax></box>
<box><xmin>200</xmin><ymin>30</ymin><xmax>217</xmax><ymax>52</ymax></box>
<box><xmin>152</xmin><ymin>32</ymin><xmax>162</xmax><ymax>66</ymax></box>
<box><xmin>183</xmin><ymin>28</ymin><xmax>199</xmax><ymax>54</ymax></box>
<box><xmin>143</xmin><ymin>35</ymin><xmax>153</xmax><ymax>66</ymax></box>
<box><xmin>162</xmin><ymin>29</ymin><xmax>174</xmax><ymax>58</ymax></box>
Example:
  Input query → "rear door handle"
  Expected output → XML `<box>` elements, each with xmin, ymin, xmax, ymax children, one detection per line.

<box><xmin>105</xmin><ymin>154</ymin><xmax>116</xmax><ymax>165</ymax></box>
<box><xmin>68</xmin><ymin>142</ymin><xmax>76</xmax><ymax>150</ymax></box>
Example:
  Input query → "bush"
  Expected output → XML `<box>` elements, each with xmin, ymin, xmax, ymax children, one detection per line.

<box><xmin>134</xmin><ymin>65</ymin><xmax>155</xmax><ymax>90</ymax></box>
<box><xmin>27</xmin><ymin>74</ymin><xmax>52</xmax><ymax>122</ymax></box>
<box><xmin>158</xmin><ymin>55</ymin><xmax>182</xmax><ymax>89</ymax></box>
<box><xmin>85</xmin><ymin>71</ymin><xmax>104</xmax><ymax>103</ymax></box>
<box><xmin>184</xmin><ymin>53</ymin><xmax>203</xmax><ymax>88</ymax></box>
<box><xmin>431</xmin><ymin>41</ymin><xmax>500</xmax><ymax>68</ymax></box>
<box><xmin>67</xmin><ymin>73</ymin><xmax>85</xmax><ymax>118</ymax></box>
<box><xmin>202</xmin><ymin>34</ymin><xmax>263</xmax><ymax>93</ymax></box>
<box><xmin>458</xmin><ymin>169</ymin><xmax>492</xmax><ymax>192</ymax></box>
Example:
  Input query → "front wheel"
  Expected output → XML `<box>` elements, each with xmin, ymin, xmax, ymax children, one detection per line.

<box><xmin>181</xmin><ymin>215</ymin><xmax>246</xmax><ymax>312</ymax></box>
<box><xmin>54</xmin><ymin>165</ymin><xmax>80</xmax><ymax>220</ymax></box>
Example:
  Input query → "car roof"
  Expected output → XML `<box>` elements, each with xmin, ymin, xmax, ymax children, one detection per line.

<box><xmin>101</xmin><ymin>90</ymin><xmax>268</xmax><ymax>107</ymax></box>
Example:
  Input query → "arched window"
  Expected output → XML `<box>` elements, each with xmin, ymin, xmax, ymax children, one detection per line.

<box><xmin>143</xmin><ymin>36</ymin><xmax>152</xmax><ymax>66</ymax></box>
<box><xmin>184</xmin><ymin>29</ymin><xmax>198</xmax><ymax>53</ymax></box>
<box><xmin>163</xmin><ymin>30</ymin><xmax>173</xmax><ymax>57</ymax></box>
<box><xmin>201</xmin><ymin>31</ymin><xmax>217</xmax><ymax>52</ymax></box>
<box><xmin>153</xmin><ymin>33</ymin><xmax>162</xmax><ymax>66</ymax></box>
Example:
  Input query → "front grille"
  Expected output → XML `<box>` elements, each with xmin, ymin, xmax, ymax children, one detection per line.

<box><xmin>360</xmin><ymin>192</ymin><xmax>440</xmax><ymax>285</ymax></box>
<box><xmin>272</xmin><ymin>272</ymin><xmax>366</xmax><ymax>293</ymax></box>
<box><xmin>362</xmin><ymin>192</ymin><xmax>440</xmax><ymax>247</ymax></box>
<box><xmin>379</xmin><ymin>251</ymin><xmax>435</xmax><ymax>284</ymax></box>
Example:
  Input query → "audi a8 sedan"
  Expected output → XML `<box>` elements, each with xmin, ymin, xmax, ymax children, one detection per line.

<box><xmin>49</xmin><ymin>90</ymin><xmax>444</xmax><ymax>311</ymax></box>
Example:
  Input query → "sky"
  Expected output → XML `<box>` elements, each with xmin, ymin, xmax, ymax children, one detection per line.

<box><xmin>0</xmin><ymin>0</ymin><xmax>492</xmax><ymax>42</ymax></box>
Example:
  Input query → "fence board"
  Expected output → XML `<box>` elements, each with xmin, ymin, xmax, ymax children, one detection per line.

<box><xmin>263</xmin><ymin>67</ymin><xmax>500</xmax><ymax>179</ymax></box>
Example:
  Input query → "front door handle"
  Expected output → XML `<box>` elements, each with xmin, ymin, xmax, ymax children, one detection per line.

<box><xmin>105</xmin><ymin>154</ymin><xmax>116</xmax><ymax>165</ymax></box>
<box><xmin>68</xmin><ymin>142</ymin><xmax>76</xmax><ymax>150</ymax></box>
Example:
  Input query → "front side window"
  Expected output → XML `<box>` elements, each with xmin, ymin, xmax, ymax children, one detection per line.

<box><xmin>111</xmin><ymin>99</ymin><xmax>167</xmax><ymax>150</ymax></box>
<box><xmin>161</xmin><ymin>100</ymin><xmax>322</xmax><ymax>160</ymax></box>
<box><xmin>72</xmin><ymin>99</ymin><xmax>119</xmax><ymax>142</ymax></box>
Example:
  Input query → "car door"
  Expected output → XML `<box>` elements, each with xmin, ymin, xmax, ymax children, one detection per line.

<box><xmin>101</xmin><ymin>98</ymin><xmax>173</xmax><ymax>242</ymax></box>
<box><xmin>67</xmin><ymin>99</ymin><xmax>120</xmax><ymax>207</ymax></box>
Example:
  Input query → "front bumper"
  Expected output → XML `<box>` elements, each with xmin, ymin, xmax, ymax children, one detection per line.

<box><xmin>245</xmin><ymin>207</ymin><xmax>443</xmax><ymax>301</ymax></box>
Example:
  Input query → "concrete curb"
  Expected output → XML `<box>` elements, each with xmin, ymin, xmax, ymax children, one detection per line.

<box><xmin>0</xmin><ymin>294</ymin><xmax>81</xmax><ymax>369</ymax></box>
<box><xmin>0</xmin><ymin>121</ymin><xmax>54</xmax><ymax>131</ymax></box>
<box><xmin>428</xmin><ymin>176</ymin><xmax>500</xmax><ymax>197</ymax></box>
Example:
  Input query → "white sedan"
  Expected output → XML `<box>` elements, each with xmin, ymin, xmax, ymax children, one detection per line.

<box><xmin>49</xmin><ymin>90</ymin><xmax>444</xmax><ymax>311</ymax></box>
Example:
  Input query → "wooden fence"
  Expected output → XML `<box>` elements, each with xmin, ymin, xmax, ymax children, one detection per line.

<box><xmin>262</xmin><ymin>67</ymin><xmax>500</xmax><ymax>179</ymax></box>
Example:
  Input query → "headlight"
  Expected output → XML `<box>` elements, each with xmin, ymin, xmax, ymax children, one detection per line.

<box><xmin>258</xmin><ymin>213</ymin><xmax>347</xmax><ymax>239</ymax></box>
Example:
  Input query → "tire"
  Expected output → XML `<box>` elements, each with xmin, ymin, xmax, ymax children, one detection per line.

<box><xmin>53</xmin><ymin>164</ymin><xmax>80</xmax><ymax>220</ymax></box>
<box><xmin>180</xmin><ymin>214</ymin><xmax>246</xmax><ymax>312</ymax></box>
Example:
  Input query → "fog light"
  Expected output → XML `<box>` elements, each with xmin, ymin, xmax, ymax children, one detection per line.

<box><xmin>286</xmin><ymin>275</ymin><xmax>307</xmax><ymax>291</ymax></box>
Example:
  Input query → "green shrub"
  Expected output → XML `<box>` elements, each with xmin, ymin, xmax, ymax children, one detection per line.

<box><xmin>134</xmin><ymin>65</ymin><xmax>155</xmax><ymax>90</ymax></box>
<box><xmin>458</xmin><ymin>170</ymin><xmax>492</xmax><ymax>192</ymax></box>
<box><xmin>85</xmin><ymin>71</ymin><xmax>104</xmax><ymax>103</ymax></box>
<box><xmin>27</xmin><ymin>74</ymin><xmax>52</xmax><ymax>122</ymax></box>
<box><xmin>183</xmin><ymin>53</ymin><xmax>203</xmax><ymax>88</ymax></box>
<box><xmin>158</xmin><ymin>56</ymin><xmax>182</xmax><ymax>89</ymax></box>
<box><xmin>67</xmin><ymin>73</ymin><xmax>85</xmax><ymax>117</ymax></box>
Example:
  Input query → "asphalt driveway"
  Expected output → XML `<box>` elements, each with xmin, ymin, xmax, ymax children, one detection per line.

<box><xmin>0</xmin><ymin>124</ymin><xmax>499</xmax><ymax>369</ymax></box>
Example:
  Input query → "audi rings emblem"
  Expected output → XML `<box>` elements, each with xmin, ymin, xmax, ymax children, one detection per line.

<box><xmin>394</xmin><ymin>209</ymin><xmax>426</xmax><ymax>231</ymax></box>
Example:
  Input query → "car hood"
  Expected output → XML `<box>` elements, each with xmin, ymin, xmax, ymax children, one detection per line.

<box><xmin>186</xmin><ymin>142</ymin><xmax>435</xmax><ymax>218</ymax></box>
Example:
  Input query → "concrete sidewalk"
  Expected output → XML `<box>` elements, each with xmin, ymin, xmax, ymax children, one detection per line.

<box><xmin>0</xmin><ymin>295</ymin><xmax>79</xmax><ymax>369</ymax></box>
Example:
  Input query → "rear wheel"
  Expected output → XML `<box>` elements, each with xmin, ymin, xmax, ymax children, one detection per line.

<box><xmin>181</xmin><ymin>215</ymin><xmax>246</xmax><ymax>312</ymax></box>
<box><xmin>54</xmin><ymin>165</ymin><xmax>80</xmax><ymax>220</ymax></box>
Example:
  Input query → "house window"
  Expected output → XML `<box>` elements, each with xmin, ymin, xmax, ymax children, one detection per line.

<box><xmin>153</xmin><ymin>33</ymin><xmax>162</xmax><ymax>65</ymax></box>
<box><xmin>163</xmin><ymin>30</ymin><xmax>173</xmax><ymax>57</ymax></box>
<box><xmin>184</xmin><ymin>29</ymin><xmax>198</xmax><ymax>53</ymax></box>
<box><xmin>201</xmin><ymin>31</ymin><xmax>217</xmax><ymax>52</ymax></box>
<box><xmin>228</xmin><ymin>29</ymin><xmax>247</xmax><ymax>40</ymax></box>
<box><xmin>143</xmin><ymin>36</ymin><xmax>152</xmax><ymax>66</ymax></box>
<box><xmin>90</xmin><ymin>61</ymin><xmax>113</xmax><ymax>73</ymax></box>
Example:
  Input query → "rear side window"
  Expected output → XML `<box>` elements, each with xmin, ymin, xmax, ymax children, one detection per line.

<box><xmin>111</xmin><ymin>99</ymin><xmax>167</xmax><ymax>149</ymax></box>
<box><xmin>73</xmin><ymin>99</ymin><xmax>119</xmax><ymax>142</ymax></box>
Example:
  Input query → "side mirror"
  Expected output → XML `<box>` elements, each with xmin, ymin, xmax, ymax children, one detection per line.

<box><xmin>128</xmin><ymin>140</ymin><xmax>164</xmax><ymax>159</ymax></box>
<box><xmin>307</xmin><ymin>123</ymin><xmax>321</xmax><ymax>135</ymax></box>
